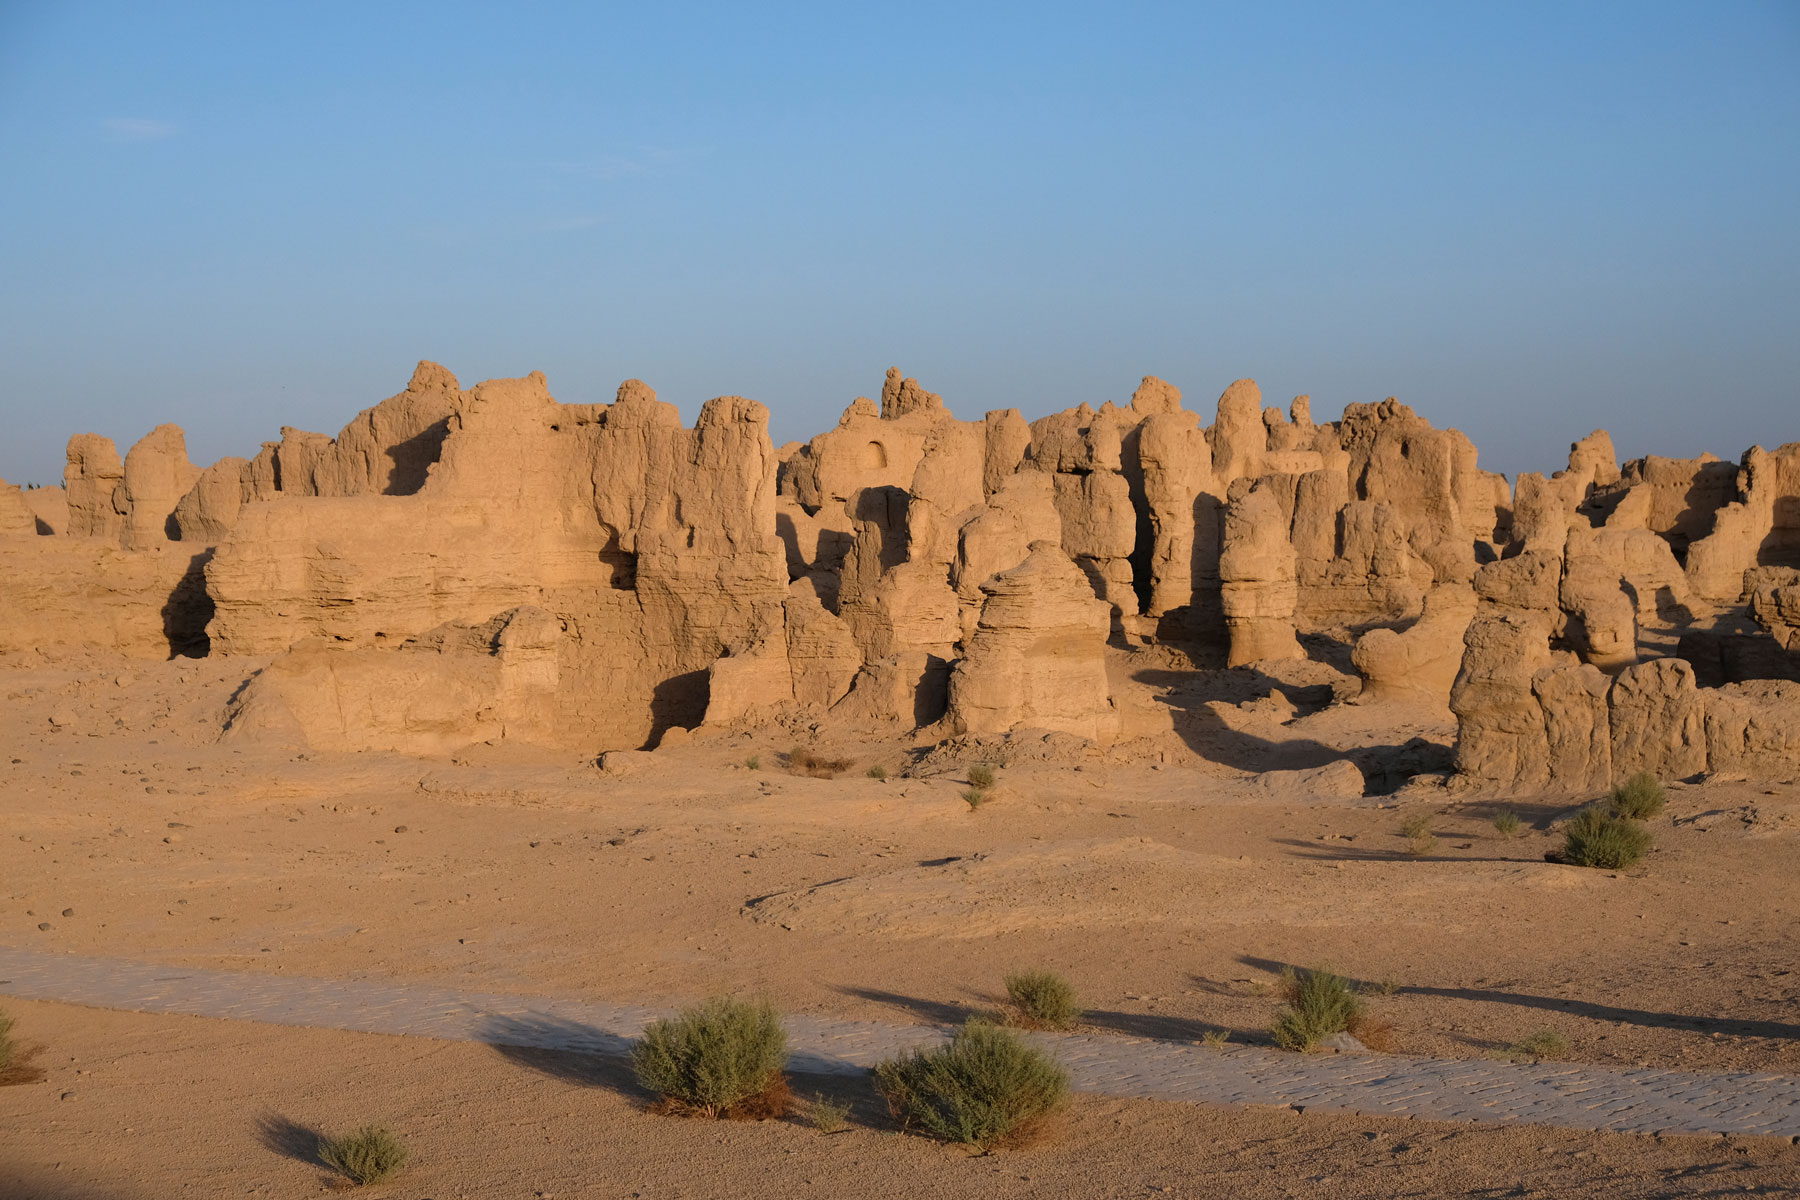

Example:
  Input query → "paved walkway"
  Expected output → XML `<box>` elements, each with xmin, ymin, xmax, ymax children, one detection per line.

<box><xmin>3</xmin><ymin>946</ymin><xmax>1798</xmax><ymax>1139</ymax></box>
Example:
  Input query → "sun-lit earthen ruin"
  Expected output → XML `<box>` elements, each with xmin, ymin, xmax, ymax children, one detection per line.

<box><xmin>4</xmin><ymin>362</ymin><xmax>1797</xmax><ymax>793</ymax></box>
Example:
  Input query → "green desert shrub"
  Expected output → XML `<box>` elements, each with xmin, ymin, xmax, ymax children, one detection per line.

<box><xmin>874</xmin><ymin>1021</ymin><xmax>1069</xmax><ymax>1150</ymax></box>
<box><xmin>807</xmin><ymin>1092</ymin><xmax>852</xmax><ymax>1133</ymax></box>
<box><xmin>1399</xmin><ymin>812</ymin><xmax>1436</xmax><ymax>856</ymax></box>
<box><xmin>1560</xmin><ymin>806</ymin><xmax>1652</xmax><ymax>869</ymax></box>
<box><xmin>1608</xmin><ymin>772</ymin><xmax>1667</xmax><ymax>820</ymax></box>
<box><xmin>1271</xmin><ymin>966</ymin><xmax>1365</xmax><ymax>1052</ymax></box>
<box><xmin>866</xmin><ymin>765</ymin><xmax>888</xmax><ymax>781</ymax></box>
<box><xmin>1003</xmin><ymin>969</ymin><xmax>1081</xmax><ymax>1031</ymax></box>
<box><xmin>962</xmin><ymin>788</ymin><xmax>987</xmax><ymax>810</ymax></box>
<box><xmin>632</xmin><ymin>995</ymin><xmax>790</xmax><ymax>1118</ymax></box>
<box><xmin>1506</xmin><ymin>1030</ymin><xmax>1569</xmax><ymax>1060</ymax></box>
<box><xmin>967</xmin><ymin>763</ymin><xmax>997</xmax><ymax>790</ymax></box>
<box><xmin>1491</xmin><ymin>810</ymin><xmax>1522</xmax><ymax>837</ymax></box>
<box><xmin>318</xmin><ymin>1125</ymin><xmax>409</xmax><ymax>1187</ymax></box>
<box><xmin>744</xmin><ymin>755</ymin><xmax>761</xmax><ymax>771</ymax></box>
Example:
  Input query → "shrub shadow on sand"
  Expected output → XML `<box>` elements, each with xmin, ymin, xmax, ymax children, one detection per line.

<box><xmin>476</xmin><ymin>1013</ymin><xmax>647</xmax><ymax>1096</ymax></box>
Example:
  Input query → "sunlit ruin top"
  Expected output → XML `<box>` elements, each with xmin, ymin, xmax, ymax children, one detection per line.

<box><xmin>4</xmin><ymin>361</ymin><xmax>1798</xmax><ymax>795</ymax></box>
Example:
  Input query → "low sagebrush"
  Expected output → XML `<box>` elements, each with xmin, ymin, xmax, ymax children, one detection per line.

<box><xmin>967</xmin><ymin>764</ymin><xmax>997</xmax><ymax>790</ymax></box>
<box><xmin>318</xmin><ymin>1125</ymin><xmax>409</xmax><ymax>1187</ymax></box>
<box><xmin>1506</xmin><ymin>1030</ymin><xmax>1569</xmax><ymax>1060</ymax></box>
<box><xmin>787</xmin><ymin>747</ymin><xmax>853</xmax><ymax>779</ymax></box>
<box><xmin>962</xmin><ymin>789</ymin><xmax>987</xmax><ymax>810</ymax></box>
<box><xmin>866</xmin><ymin>765</ymin><xmax>888</xmax><ymax>781</ymax></box>
<box><xmin>1560</xmin><ymin>806</ymin><xmax>1652</xmax><ymax>869</ymax></box>
<box><xmin>808</xmin><ymin>1092</ymin><xmax>852</xmax><ymax>1133</ymax></box>
<box><xmin>874</xmin><ymin>1021</ymin><xmax>1069</xmax><ymax>1150</ymax></box>
<box><xmin>1003</xmin><ymin>969</ymin><xmax>1081</xmax><ymax>1031</ymax></box>
<box><xmin>1491</xmin><ymin>810</ymin><xmax>1523</xmax><ymax>838</ymax></box>
<box><xmin>1608</xmin><ymin>772</ymin><xmax>1667</xmax><ymax>820</ymax></box>
<box><xmin>632</xmin><ymin>995</ymin><xmax>790</xmax><ymax>1118</ymax></box>
<box><xmin>1271</xmin><ymin>966</ymin><xmax>1365</xmax><ymax>1052</ymax></box>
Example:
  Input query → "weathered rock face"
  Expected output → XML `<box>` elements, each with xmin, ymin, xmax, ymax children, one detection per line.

<box><xmin>225</xmin><ymin>606</ymin><xmax>563</xmax><ymax>753</ymax></box>
<box><xmin>119</xmin><ymin>424</ymin><xmax>201</xmax><ymax>549</ymax></box>
<box><xmin>1686</xmin><ymin>444</ymin><xmax>1800</xmax><ymax>603</ymax></box>
<box><xmin>1704</xmin><ymin>680</ymin><xmax>1800</xmax><ymax>777</ymax></box>
<box><xmin>244</xmin><ymin>361</ymin><xmax>462</xmax><ymax>503</ymax></box>
<box><xmin>0</xmin><ymin>478</ymin><xmax>37</xmax><ymax>537</ymax></box>
<box><xmin>63</xmin><ymin>434</ymin><xmax>125</xmax><ymax>539</ymax></box>
<box><xmin>1449</xmin><ymin>609</ymin><xmax>1556</xmax><ymax>789</ymax></box>
<box><xmin>23</xmin><ymin>484</ymin><xmax>67</xmax><ymax>536</ymax></box>
<box><xmin>203</xmin><ymin>373</ymin><xmax>785</xmax><ymax>749</ymax></box>
<box><xmin>947</xmin><ymin>543</ymin><xmax>1118</xmax><ymax>742</ymax></box>
<box><xmin>1352</xmin><ymin>586</ymin><xmax>1476</xmax><ymax>706</ymax></box>
<box><xmin>1218</xmin><ymin>484</ymin><xmax>1301</xmax><ymax>667</ymax></box>
<box><xmin>0</xmin><ymin>539</ymin><xmax>211</xmax><ymax>658</ymax></box>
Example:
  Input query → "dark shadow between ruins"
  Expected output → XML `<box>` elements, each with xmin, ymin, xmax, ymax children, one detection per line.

<box><xmin>1235</xmin><ymin>955</ymin><xmax>1800</xmax><ymax>1041</ymax></box>
<box><xmin>645</xmin><ymin>670</ymin><xmax>709</xmax><ymax>750</ymax></box>
<box><xmin>1131</xmin><ymin>664</ymin><xmax>1453</xmax><ymax>794</ymax></box>
<box><xmin>161</xmin><ymin>549</ymin><xmax>214</xmax><ymax>659</ymax></box>
<box><xmin>382</xmin><ymin>417</ymin><xmax>451</xmax><ymax>494</ymax></box>
<box><xmin>1130</xmin><ymin>666</ymin><xmax>1343</xmax><ymax>774</ymax></box>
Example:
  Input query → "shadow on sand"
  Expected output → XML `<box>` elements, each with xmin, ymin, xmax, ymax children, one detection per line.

<box><xmin>1235</xmin><ymin>955</ymin><xmax>1800</xmax><ymax>1041</ymax></box>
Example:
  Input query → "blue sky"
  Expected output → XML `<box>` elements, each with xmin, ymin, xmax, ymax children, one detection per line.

<box><xmin>1</xmin><ymin>1</ymin><xmax>1795</xmax><ymax>484</ymax></box>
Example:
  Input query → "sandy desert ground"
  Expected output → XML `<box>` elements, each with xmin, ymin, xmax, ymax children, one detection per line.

<box><xmin>4</xmin><ymin>647</ymin><xmax>1799</xmax><ymax>1196</ymax></box>
<box><xmin>5</xmin><ymin>998</ymin><xmax>1799</xmax><ymax>1200</ymax></box>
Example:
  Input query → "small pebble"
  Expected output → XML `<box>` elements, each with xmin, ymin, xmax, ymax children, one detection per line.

<box><xmin>163</xmin><ymin>834</ymin><xmax>182</xmax><ymax>844</ymax></box>
<box><xmin>61</xmin><ymin>907</ymin><xmax>74</xmax><ymax>917</ymax></box>
<box><xmin>393</xmin><ymin>825</ymin><xmax>409</xmax><ymax>834</ymax></box>
<box><xmin>37</xmin><ymin>921</ymin><xmax>51</xmax><ymax>931</ymax></box>
<box><xmin>60</xmin><ymin>1091</ymin><xmax>76</xmax><ymax>1102</ymax></box>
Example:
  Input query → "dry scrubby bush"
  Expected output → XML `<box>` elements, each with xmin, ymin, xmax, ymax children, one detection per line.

<box><xmin>787</xmin><ymin>746</ymin><xmax>853</xmax><ymax>778</ymax></box>
<box><xmin>1491</xmin><ymin>810</ymin><xmax>1523</xmax><ymax>837</ymax></box>
<box><xmin>866</xmin><ymin>765</ymin><xmax>887</xmax><ymax>781</ymax></box>
<box><xmin>967</xmin><ymin>763</ymin><xmax>997</xmax><ymax>790</ymax></box>
<box><xmin>1608</xmin><ymin>772</ymin><xmax>1667</xmax><ymax>820</ymax></box>
<box><xmin>1270</xmin><ymin>967</ymin><xmax>1396</xmax><ymax>1052</ymax></box>
<box><xmin>632</xmin><ymin>996</ymin><xmax>790</xmax><ymax>1119</ymax></box>
<box><xmin>0</xmin><ymin>1008</ymin><xmax>43</xmax><ymax>1086</ymax></box>
<box><xmin>318</xmin><ymin>1125</ymin><xmax>409</xmax><ymax>1187</ymax></box>
<box><xmin>874</xmin><ymin>1021</ymin><xmax>1069</xmax><ymax>1150</ymax></box>
<box><xmin>807</xmin><ymin>1092</ymin><xmax>852</xmax><ymax>1133</ymax></box>
<box><xmin>962</xmin><ymin>788</ymin><xmax>987</xmax><ymax>810</ymax></box>
<box><xmin>1003</xmin><ymin>969</ymin><xmax>1081</xmax><ymax>1031</ymax></box>
<box><xmin>1506</xmin><ymin>1030</ymin><xmax>1569</xmax><ymax>1060</ymax></box>
<box><xmin>1399</xmin><ymin>812</ymin><xmax>1437</xmax><ymax>856</ymax></box>
<box><xmin>1560</xmin><ymin>807</ymin><xmax>1652</xmax><ymax>869</ymax></box>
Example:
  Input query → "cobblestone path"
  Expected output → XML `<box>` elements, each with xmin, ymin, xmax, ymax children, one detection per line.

<box><xmin>4</xmin><ymin>946</ymin><xmax>1797</xmax><ymax>1138</ymax></box>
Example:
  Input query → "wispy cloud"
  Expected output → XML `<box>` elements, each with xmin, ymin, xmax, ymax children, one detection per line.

<box><xmin>548</xmin><ymin>147</ymin><xmax>696</xmax><ymax>182</ymax></box>
<box><xmin>103</xmin><ymin>117</ymin><xmax>176</xmax><ymax>142</ymax></box>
